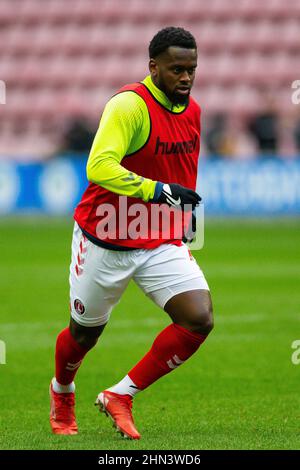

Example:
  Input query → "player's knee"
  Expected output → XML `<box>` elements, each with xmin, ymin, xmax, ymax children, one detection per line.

<box><xmin>69</xmin><ymin>318</ymin><xmax>106</xmax><ymax>350</ymax></box>
<box><xmin>188</xmin><ymin>304</ymin><xmax>214</xmax><ymax>335</ymax></box>
<box><xmin>197</xmin><ymin>311</ymin><xmax>214</xmax><ymax>335</ymax></box>
<box><xmin>73</xmin><ymin>332</ymin><xmax>99</xmax><ymax>350</ymax></box>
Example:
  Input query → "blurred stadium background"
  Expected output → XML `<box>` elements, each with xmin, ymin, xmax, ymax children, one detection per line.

<box><xmin>0</xmin><ymin>0</ymin><xmax>300</xmax><ymax>215</ymax></box>
<box><xmin>0</xmin><ymin>0</ymin><xmax>300</xmax><ymax>157</ymax></box>
<box><xmin>1</xmin><ymin>0</ymin><xmax>300</xmax><ymax>450</ymax></box>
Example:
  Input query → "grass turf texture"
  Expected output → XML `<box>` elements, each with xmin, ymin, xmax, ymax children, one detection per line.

<box><xmin>0</xmin><ymin>217</ymin><xmax>299</xmax><ymax>450</ymax></box>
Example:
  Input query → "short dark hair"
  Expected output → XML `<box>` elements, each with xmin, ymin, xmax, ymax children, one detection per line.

<box><xmin>149</xmin><ymin>27</ymin><xmax>197</xmax><ymax>59</ymax></box>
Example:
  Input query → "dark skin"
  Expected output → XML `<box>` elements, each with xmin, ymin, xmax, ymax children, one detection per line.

<box><xmin>70</xmin><ymin>46</ymin><xmax>213</xmax><ymax>349</ymax></box>
<box><xmin>149</xmin><ymin>46</ymin><xmax>198</xmax><ymax>106</ymax></box>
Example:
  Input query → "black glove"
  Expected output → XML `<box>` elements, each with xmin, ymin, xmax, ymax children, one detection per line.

<box><xmin>154</xmin><ymin>183</ymin><xmax>201</xmax><ymax>211</ymax></box>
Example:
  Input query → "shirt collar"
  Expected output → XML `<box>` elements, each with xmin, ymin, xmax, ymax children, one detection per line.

<box><xmin>141</xmin><ymin>75</ymin><xmax>186</xmax><ymax>113</ymax></box>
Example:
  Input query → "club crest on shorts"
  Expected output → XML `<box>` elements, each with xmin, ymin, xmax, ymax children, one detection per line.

<box><xmin>74</xmin><ymin>299</ymin><xmax>85</xmax><ymax>315</ymax></box>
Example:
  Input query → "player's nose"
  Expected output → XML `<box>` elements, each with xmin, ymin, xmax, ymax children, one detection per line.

<box><xmin>179</xmin><ymin>70</ymin><xmax>191</xmax><ymax>83</ymax></box>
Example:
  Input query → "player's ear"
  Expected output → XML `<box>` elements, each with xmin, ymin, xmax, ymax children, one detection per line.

<box><xmin>149</xmin><ymin>58</ymin><xmax>158</xmax><ymax>77</ymax></box>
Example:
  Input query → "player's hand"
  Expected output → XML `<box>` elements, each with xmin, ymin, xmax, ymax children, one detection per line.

<box><xmin>153</xmin><ymin>182</ymin><xmax>201</xmax><ymax>211</ymax></box>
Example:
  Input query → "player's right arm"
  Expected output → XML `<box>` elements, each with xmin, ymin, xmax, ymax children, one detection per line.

<box><xmin>86</xmin><ymin>91</ymin><xmax>160</xmax><ymax>202</ymax></box>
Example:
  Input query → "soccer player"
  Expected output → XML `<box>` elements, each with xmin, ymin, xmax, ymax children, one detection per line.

<box><xmin>50</xmin><ymin>27</ymin><xmax>213</xmax><ymax>439</ymax></box>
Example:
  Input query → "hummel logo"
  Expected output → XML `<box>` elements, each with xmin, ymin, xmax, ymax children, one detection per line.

<box><xmin>66</xmin><ymin>360</ymin><xmax>82</xmax><ymax>371</ymax></box>
<box><xmin>155</xmin><ymin>135</ymin><xmax>197</xmax><ymax>155</ymax></box>
<box><xmin>167</xmin><ymin>355</ymin><xmax>185</xmax><ymax>369</ymax></box>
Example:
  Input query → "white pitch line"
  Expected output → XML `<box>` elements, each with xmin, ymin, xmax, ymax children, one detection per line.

<box><xmin>0</xmin><ymin>313</ymin><xmax>269</xmax><ymax>334</ymax></box>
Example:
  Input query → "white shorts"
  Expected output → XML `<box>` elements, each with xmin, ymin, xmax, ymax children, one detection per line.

<box><xmin>70</xmin><ymin>222</ymin><xmax>209</xmax><ymax>327</ymax></box>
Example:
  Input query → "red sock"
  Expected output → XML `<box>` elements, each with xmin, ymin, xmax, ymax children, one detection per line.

<box><xmin>128</xmin><ymin>323</ymin><xmax>207</xmax><ymax>390</ymax></box>
<box><xmin>55</xmin><ymin>327</ymin><xmax>89</xmax><ymax>385</ymax></box>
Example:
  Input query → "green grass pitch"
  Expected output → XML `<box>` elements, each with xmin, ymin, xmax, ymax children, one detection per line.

<box><xmin>0</xmin><ymin>217</ymin><xmax>299</xmax><ymax>450</ymax></box>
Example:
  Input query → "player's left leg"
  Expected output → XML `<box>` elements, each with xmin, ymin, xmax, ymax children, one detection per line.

<box><xmin>98</xmin><ymin>243</ymin><xmax>213</xmax><ymax>438</ymax></box>
<box><xmin>106</xmin><ymin>289</ymin><xmax>212</xmax><ymax>394</ymax></box>
<box><xmin>126</xmin><ymin>288</ymin><xmax>213</xmax><ymax>389</ymax></box>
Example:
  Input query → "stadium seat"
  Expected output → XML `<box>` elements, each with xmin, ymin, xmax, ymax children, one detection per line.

<box><xmin>281</xmin><ymin>20</ymin><xmax>300</xmax><ymax>51</ymax></box>
<box><xmin>127</xmin><ymin>0</ymin><xmax>162</xmax><ymax>23</ymax></box>
<box><xmin>0</xmin><ymin>0</ymin><xmax>299</xmax><ymax>158</ymax></box>
<box><xmin>196</xmin><ymin>22</ymin><xmax>230</xmax><ymax>53</ymax></box>
<box><xmin>0</xmin><ymin>1</ymin><xmax>18</xmax><ymax>25</ymax></box>
<box><xmin>17</xmin><ymin>0</ymin><xmax>48</xmax><ymax>25</ymax></box>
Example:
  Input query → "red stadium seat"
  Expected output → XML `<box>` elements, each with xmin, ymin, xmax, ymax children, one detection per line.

<box><xmin>0</xmin><ymin>0</ymin><xmax>299</xmax><ymax>157</ymax></box>
<box><xmin>127</xmin><ymin>0</ymin><xmax>161</xmax><ymax>23</ymax></box>
<box><xmin>32</xmin><ymin>25</ymin><xmax>67</xmax><ymax>55</ymax></box>
<box><xmin>98</xmin><ymin>0</ymin><xmax>129</xmax><ymax>23</ymax></box>
<box><xmin>196</xmin><ymin>22</ymin><xmax>230</xmax><ymax>53</ymax></box>
<box><xmin>281</xmin><ymin>20</ymin><xmax>300</xmax><ymax>52</ymax></box>
<box><xmin>0</xmin><ymin>1</ymin><xmax>18</xmax><ymax>25</ymax></box>
<box><xmin>222</xmin><ymin>21</ymin><xmax>250</xmax><ymax>52</ymax></box>
<box><xmin>17</xmin><ymin>0</ymin><xmax>48</xmax><ymax>25</ymax></box>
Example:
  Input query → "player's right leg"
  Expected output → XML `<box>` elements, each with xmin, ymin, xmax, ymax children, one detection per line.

<box><xmin>50</xmin><ymin>223</ymin><xmax>132</xmax><ymax>435</ymax></box>
<box><xmin>50</xmin><ymin>319</ymin><xmax>105</xmax><ymax>435</ymax></box>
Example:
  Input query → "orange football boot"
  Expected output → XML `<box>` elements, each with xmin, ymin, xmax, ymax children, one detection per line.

<box><xmin>95</xmin><ymin>390</ymin><xmax>141</xmax><ymax>440</ymax></box>
<box><xmin>49</xmin><ymin>382</ymin><xmax>78</xmax><ymax>435</ymax></box>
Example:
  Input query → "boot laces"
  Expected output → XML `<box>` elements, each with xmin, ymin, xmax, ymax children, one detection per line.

<box><xmin>55</xmin><ymin>393</ymin><xmax>75</xmax><ymax>421</ymax></box>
